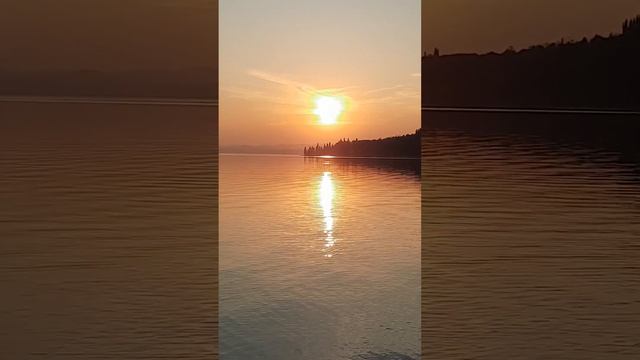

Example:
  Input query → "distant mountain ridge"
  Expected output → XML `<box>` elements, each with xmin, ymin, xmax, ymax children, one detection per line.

<box><xmin>423</xmin><ymin>15</ymin><xmax>640</xmax><ymax>111</ymax></box>
<box><xmin>304</xmin><ymin>130</ymin><xmax>420</xmax><ymax>158</ymax></box>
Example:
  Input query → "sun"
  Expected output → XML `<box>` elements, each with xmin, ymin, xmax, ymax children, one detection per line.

<box><xmin>313</xmin><ymin>96</ymin><xmax>344</xmax><ymax>125</ymax></box>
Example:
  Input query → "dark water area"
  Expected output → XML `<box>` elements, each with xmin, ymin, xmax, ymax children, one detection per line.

<box><xmin>0</xmin><ymin>102</ymin><xmax>218</xmax><ymax>359</ymax></box>
<box><xmin>422</xmin><ymin>110</ymin><xmax>640</xmax><ymax>359</ymax></box>
<box><xmin>424</xmin><ymin>110</ymin><xmax>640</xmax><ymax>157</ymax></box>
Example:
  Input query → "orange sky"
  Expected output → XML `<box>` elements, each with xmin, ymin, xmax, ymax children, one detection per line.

<box><xmin>220</xmin><ymin>0</ymin><xmax>420</xmax><ymax>147</ymax></box>
<box><xmin>0</xmin><ymin>0</ymin><xmax>217</xmax><ymax>71</ymax></box>
<box><xmin>423</xmin><ymin>0</ymin><xmax>640</xmax><ymax>55</ymax></box>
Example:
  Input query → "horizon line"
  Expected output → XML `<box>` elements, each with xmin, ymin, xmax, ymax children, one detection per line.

<box><xmin>422</xmin><ymin>106</ymin><xmax>640</xmax><ymax>116</ymax></box>
<box><xmin>0</xmin><ymin>96</ymin><xmax>218</xmax><ymax>107</ymax></box>
<box><xmin>221</xmin><ymin>152</ymin><xmax>420</xmax><ymax>160</ymax></box>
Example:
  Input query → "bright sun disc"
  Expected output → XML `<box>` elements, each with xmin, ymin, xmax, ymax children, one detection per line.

<box><xmin>313</xmin><ymin>96</ymin><xmax>344</xmax><ymax>125</ymax></box>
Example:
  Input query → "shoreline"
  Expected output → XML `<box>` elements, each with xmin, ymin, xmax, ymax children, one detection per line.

<box><xmin>220</xmin><ymin>153</ymin><xmax>420</xmax><ymax>160</ymax></box>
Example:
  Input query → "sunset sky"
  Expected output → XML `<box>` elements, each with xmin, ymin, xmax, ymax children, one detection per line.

<box><xmin>220</xmin><ymin>0</ymin><xmax>420</xmax><ymax>147</ymax></box>
<box><xmin>423</xmin><ymin>0</ymin><xmax>640</xmax><ymax>55</ymax></box>
<box><xmin>0</xmin><ymin>0</ymin><xmax>217</xmax><ymax>71</ymax></box>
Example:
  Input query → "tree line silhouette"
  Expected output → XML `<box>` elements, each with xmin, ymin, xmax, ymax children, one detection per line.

<box><xmin>422</xmin><ymin>15</ymin><xmax>640</xmax><ymax>110</ymax></box>
<box><xmin>304</xmin><ymin>130</ymin><xmax>420</xmax><ymax>158</ymax></box>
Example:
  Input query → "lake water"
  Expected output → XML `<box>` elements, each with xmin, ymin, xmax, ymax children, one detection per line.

<box><xmin>0</xmin><ymin>102</ymin><xmax>218</xmax><ymax>359</ymax></box>
<box><xmin>422</xmin><ymin>111</ymin><xmax>640</xmax><ymax>359</ymax></box>
<box><xmin>220</xmin><ymin>154</ymin><xmax>421</xmax><ymax>360</ymax></box>
<box><xmin>5</xmin><ymin>102</ymin><xmax>637</xmax><ymax>359</ymax></box>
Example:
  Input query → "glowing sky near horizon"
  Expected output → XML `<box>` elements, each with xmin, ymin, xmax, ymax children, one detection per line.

<box><xmin>220</xmin><ymin>0</ymin><xmax>420</xmax><ymax>147</ymax></box>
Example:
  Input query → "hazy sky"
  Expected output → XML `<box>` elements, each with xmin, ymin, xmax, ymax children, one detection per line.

<box><xmin>423</xmin><ymin>0</ymin><xmax>640</xmax><ymax>54</ymax></box>
<box><xmin>220</xmin><ymin>0</ymin><xmax>420</xmax><ymax>147</ymax></box>
<box><xmin>0</xmin><ymin>0</ymin><xmax>217</xmax><ymax>71</ymax></box>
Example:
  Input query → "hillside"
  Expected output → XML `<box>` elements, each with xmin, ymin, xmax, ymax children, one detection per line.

<box><xmin>422</xmin><ymin>15</ymin><xmax>640</xmax><ymax>110</ymax></box>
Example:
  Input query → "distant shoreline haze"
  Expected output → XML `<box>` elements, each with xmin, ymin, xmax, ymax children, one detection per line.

<box><xmin>423</xmin><ymin>15</ymin><xmax>640</xmax><ymax>110</ymax></box>
<box><xmin>220</xmin><ymin>130</ymin><xmax>421</xmax><ymax>158</ymax></box>
<box><xmin>219</xmin><ymin>144</ymin><xmax>307</xmax><ymax>156</ymax></box>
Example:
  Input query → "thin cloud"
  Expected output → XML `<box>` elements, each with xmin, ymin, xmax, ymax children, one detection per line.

<box><xmin>246</xmin><ymin>69</ymin><xmax>315</xmax><ymax>94</ymax></box>
<box><xmin>362</xmin><ymin>85</ymin><xmax>405</xmax><ymax>96</ymax></box>
<box><xmin>233</xmin><ymin>69</ymin><xmax>418</xmax><ymax>107</ymax></box>
<box><xmin>246</xmin><ymin>69</ymin><xmax>357</xmax><ymax>97</ymax></box>
<box><xmin>359</xmin><ymin>84</ymin><xmax>420</xmax><ymax>105</ymax></box>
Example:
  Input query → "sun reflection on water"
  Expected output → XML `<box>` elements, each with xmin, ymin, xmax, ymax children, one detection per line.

<box><xmin>319</xmin><ymin>171</ymin><xmax>335</xmax><ymax>257</ymax></box>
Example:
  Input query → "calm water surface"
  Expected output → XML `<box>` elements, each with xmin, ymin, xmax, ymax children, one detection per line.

<box><xmin>0</xmin><ymin>102</ymin><xmax>218</xmax><ymax>359</ymax></box>
<box><xmin>423</xmin><ymin>112</ymin><xmax>640</xmax><ymax>359</ymax></box>
<box><xmin>220</xmin><ymin>155</ymin><xmax>420</xmax><ymax>360</ymax></box>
